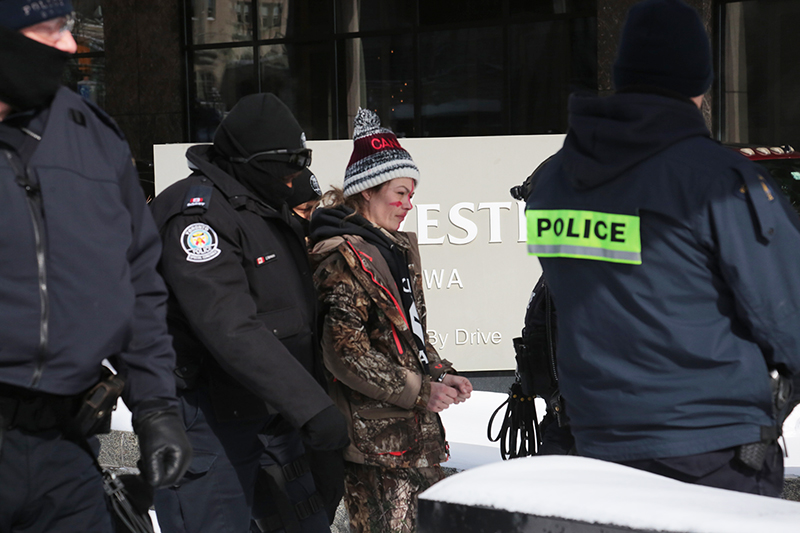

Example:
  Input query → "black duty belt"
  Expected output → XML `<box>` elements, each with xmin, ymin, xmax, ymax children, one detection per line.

<box><xmin>0</xmin><ymin>384</ymin><xmax>80</xmax><ymax>433</ymax></box>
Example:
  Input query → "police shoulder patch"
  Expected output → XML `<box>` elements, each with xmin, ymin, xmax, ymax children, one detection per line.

<box><xmin>180</xmin><ymin>223</ymin><xmax>221</xmax><ymax>262</ymax></box>
<box><xmin>182</xmin><ymin>185</ymin><xmax>214</xmax><ymax>214</ymax></box>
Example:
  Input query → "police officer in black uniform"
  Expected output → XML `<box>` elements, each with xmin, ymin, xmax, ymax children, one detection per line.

<box><xmin>0</xmin><ymin>2</ymin><xmax>192</xmax><ymax>532</ymax></box>
<box><xmin>150</xmin><ymin>93</ymin><xmax>349</xmax><ymax>533</ymax></box>
<box><xmin>526</xmin><ymin>0</ymin><xmax>800</xmax><ymax>496</ymax></box>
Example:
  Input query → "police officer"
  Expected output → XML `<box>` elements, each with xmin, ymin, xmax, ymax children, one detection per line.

<box><xmin>150</xmin><ymin>93</ymin><xmax>349</xmax><ymax>533</ymax></box>
<box><xmin>0</xmin><ymin>2</ymin><xmax>192</xmax><ymax>532</ymax></box>
<box><xmin>526</xmin><ymin>0</ymin><xmax>800</xmax><ymax>496</ymax></box>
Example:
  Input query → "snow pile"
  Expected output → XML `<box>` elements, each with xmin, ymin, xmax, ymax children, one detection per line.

<box><xmin>421</xmin><ymin>455</ymin><xmax>800</xmax><ymax>533</ymax></box>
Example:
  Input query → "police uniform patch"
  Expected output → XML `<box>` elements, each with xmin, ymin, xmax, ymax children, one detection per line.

<box><xmin>182</xmin><ymin>184</ymin><xmax>214</xmax><ymax>214</ymax></box>
<box><xmin>526</xmin><ymin>208</ymin><xmax>642</xmax><ymax>265</ymax></box>
<box><xmin>180</xmin><ymin>223</ymin><xmax>221</xmax><ymax>263</ymax></box>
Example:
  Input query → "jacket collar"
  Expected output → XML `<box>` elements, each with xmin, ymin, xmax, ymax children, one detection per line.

<box><xmin>186</xmin><ymin>144</ymin><xmax>281</xmax><ymax>217</ymax></box>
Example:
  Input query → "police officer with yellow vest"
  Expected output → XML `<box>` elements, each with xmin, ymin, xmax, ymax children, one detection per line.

<box><xmin>526</xmin><ymin>0</ymin><xmax>800</xmax><ymax>496</ymax></box>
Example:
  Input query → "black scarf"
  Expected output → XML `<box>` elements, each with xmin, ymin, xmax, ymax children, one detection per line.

<box><xmin>310</xmin><ymin>206</ymin><xmax>431</xmax><ymax>375</ymax></box>
<box><xmin>0</xmin><ymin>25</ymin><xmax>70</xmax><ymax>112</ymax></box>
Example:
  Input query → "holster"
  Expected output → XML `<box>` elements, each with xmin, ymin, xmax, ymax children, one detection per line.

<box><xmin>74</xmin><ymin>367</ymin><xmax>125</xmax><ymax>437</ymax></box>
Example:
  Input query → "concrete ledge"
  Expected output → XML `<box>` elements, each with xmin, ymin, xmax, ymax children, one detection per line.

<box><xmin>419</xmin><ymin>501</ymin><xmax>648</xmax><ymax>533</ymax></box>
<box><xmin>419</xmin><ymin>456</ymin><xmax>800</xmax><ymax>533</ymax></box>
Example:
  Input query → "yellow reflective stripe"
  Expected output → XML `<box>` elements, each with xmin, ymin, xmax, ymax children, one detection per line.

<box><xmin>526</xmin><ymin>209</ymin><xmax>642</xmax><ymax>265</ymax></box>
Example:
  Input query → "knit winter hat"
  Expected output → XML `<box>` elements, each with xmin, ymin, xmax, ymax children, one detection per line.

<box><xmin>0</xmin><ymin>0</ymin><xmax>73</xmax><ymax>30</ymax></box>
<box><xmin>343</xmin><ymin>108</ymin><xmax>420</xmax><ymax>198</ymax></box>
<box><xmin>613</xmin><ymin>0</ymin><xmax>713</xmax><ymax>97</ymax></box>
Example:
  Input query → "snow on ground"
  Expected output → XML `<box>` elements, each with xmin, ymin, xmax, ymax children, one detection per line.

<box><xmin>113</xmin><ymin>390</ymin><xmax>800</xmax><ymax>474</ymax></box>
<box><xmin>116</xmin><ymin>390</ymin><xmax>800</xmax><ymax>531</ymax></box>
<box><xmin>438</xmin><ymin>390</ymin><xmax>800</xmax><ymax>475</ymax></box>
<box><xmin>421</xmin><ymin>455</ymin><xmax>800</xmax><ymax>533</ymax></box>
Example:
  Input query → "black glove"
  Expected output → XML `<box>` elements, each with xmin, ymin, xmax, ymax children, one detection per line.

<box><xmin>300</xmin><ymin>405</ymin><xmax>350</xmax><ymax>451</ymax></box>
<box><xmin>133</xmin><ymin>409</ymin><xmax>193</xmax><ymax>488</ymax></box>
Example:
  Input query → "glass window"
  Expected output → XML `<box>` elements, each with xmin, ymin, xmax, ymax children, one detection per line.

<box><xmin>73</xmin><ymin>0</ymin><xmax>104</xmax><ymax>52</ymax></box>
<box><xmin>64</xmin><ymin>56</ymin><xmax>106</xmax><ymax>109</ymax></box>
<box><xmin>419</xmin><ymin>27</ymin><xmax>504</xmax><ymax>137</ymax></box>
<box><xmin>510</xmin><ymin>0</ymin><xmax>596</xmax><ymax>16</ymax></box>
<box><xmin>419</xmin><ymin>0</ymin><xmax>499</xmax><ymax>26</ymax></box>
<box><xmin>191</xmin><ymin>46</ymin><xmax>257</xmax><ymax>140</ymax></box>
<box><xmin>509</xmin><ymin>18</ymin><xmax>597</xmax><ymax>135</ymax></box>
<box><xmin>191</xmin><ymin>0</ymin><xmax>253</xmax><ymax>44</ymax></box>
<box><xmin>260</xmin><ymin>42</ymin><xmax>336</xmax><ymax>140</ymax></box>
<box><xmin>278</xmin><ymin>0</ymin><xmax>334</xmax><ymax>39</ymax></box>
<box><xmin>342</xmin><ymin>36</ymin><xmax>415</xmax><ymax>137</ymax></box>
<box><xmin>184</xmin><ymin>0</ymin><xmax>599</xmax><ymax>141</ymax></box>
<box><xmin>336</xmin><ymin>0</ymin><xmax>414</xmax><ymax>33</ymax></box>
<box><xmin>721</xmin><ymin>0</ymin><xmax>800</xmax><ymax>149</ymax></box>
<box><xmin>259</xmin><ymin>1</ymin><xmax>285</xmax><ymax>39</ymax></box>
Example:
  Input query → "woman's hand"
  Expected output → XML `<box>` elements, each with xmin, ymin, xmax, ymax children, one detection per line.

<box><xmin>442</xmin><ymin>374</ymin><xmax>473</xmax><ymax>404</ymax></box>
<box><xmin>427</xmin><ymin>375</ymin><xmax>474</xmax><ymax>412</ymax></box>
<box><xmin>427</xmin><ymin>382</ymin><xmax>458</xmax><ymax>413</ymax></box>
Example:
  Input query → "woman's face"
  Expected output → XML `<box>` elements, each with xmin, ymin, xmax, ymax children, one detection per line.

<box><xmin>361</xmin><ymin>177</ymin><xmax>415</xmax><ymax>231</ymax></box>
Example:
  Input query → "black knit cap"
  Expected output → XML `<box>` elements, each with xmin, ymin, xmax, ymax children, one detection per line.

<box><xmin>613</xmin><ymin>0</ymin><xmax>713</xmax><ymax>97</ymax></box>
<box><xmin>0</xmin><ymin>0</ymin><xmax>73</xmax><ymax>30</ymax></box>
<box><xmin>213</xmin><ymin>93</ymin><xmax>306</xmax><ymax>159</ymax></box>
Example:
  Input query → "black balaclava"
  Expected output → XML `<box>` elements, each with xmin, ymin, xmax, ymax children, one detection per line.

<box><xmin>213</xmin><ymin>93</ymin><xmax>309</xmax><ymax>209</ymax></box>
<box><xmin>0</xmin><ymin>24</ymin><xmax>70</xmax><ymax>112</ymax></box>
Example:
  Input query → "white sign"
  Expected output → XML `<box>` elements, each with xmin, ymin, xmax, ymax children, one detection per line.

<box><xmin>153</xmin><ymin>134</ymin><xmax>565</xmax><ymax>371</ymax></box>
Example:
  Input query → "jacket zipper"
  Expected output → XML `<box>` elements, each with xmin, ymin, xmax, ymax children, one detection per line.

<box><xmin>5</xmin><ymin>150</ymin><xmax>49</xmax><ymax>387</ymax></box>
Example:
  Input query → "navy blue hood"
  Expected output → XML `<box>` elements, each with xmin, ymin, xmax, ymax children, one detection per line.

<box><xmin>562</xmin><ymin>91</ymin><xmax>710</xmax><ymax>190</ymax></box>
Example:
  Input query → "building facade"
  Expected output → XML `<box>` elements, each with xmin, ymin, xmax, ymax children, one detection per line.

<box><xmin>66</xmin><ymin>0</ymin><xmax>800</xmax><ymax>195</ymax></box>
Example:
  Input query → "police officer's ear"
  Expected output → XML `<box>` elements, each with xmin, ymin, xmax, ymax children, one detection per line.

<box><xmin>510</xmin><ymin>155</ymin><xmax>555</xmax><ymax>202</ymax></box>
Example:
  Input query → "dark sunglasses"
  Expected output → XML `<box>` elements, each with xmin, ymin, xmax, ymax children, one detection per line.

<box><xmin>229</xmin><ymin>148</ymin><xmax>312</xmax><ymax>168</ymax></box>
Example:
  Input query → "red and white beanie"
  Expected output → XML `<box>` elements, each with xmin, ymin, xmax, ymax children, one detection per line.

<box><xmin>343</xmin><ymin>108</ymin><xmax>420</xmax><ymax>197</ymax></box>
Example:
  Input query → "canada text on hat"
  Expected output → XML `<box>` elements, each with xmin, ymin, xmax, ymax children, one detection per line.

<box><xmin>0</xmin><ymin>0</ymin><xmax>73</xmax><ymax>30</ymax></box>
<box><xmin>343</xmin><ymin>108</ymin><xmax>420</xmax><ymax>198</ymax></box>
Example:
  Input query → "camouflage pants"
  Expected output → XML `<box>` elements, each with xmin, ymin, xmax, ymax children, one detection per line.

<box><xmin>343</xmin><ymin>463</ymin><xmax>445</xmax><ymax>533</ymax></box>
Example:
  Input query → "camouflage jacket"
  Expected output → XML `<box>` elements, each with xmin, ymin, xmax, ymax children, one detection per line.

<box><xmin>310</xmin><ymin>230</ymin><xmax>453</xmax><ymax>468</ymax></box>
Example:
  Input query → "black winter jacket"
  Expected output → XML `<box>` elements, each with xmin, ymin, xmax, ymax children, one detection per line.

<box><xmin>527</xmin><ymin>91</ymin><xmax>800</xmax><ymax>461</ymax></box>
<box><xmin>150</xmin><ymin>145</ymin><xmax>333</xmax><ymax>429</ymax></box>
<box><xmin>0</xmin><ymin>87</ymin><xmax>177</xmax><ymax>417</ymax></box>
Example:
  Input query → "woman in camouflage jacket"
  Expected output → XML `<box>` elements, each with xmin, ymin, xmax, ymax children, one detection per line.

<box><xmin>308</xmin><ymin>109</ymin><xmax>472</xmax><ymax>533</ymax></box>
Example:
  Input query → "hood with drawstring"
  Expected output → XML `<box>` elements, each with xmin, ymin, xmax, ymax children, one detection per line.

<box><xmin>561</xmin><ymin>90</ymin><xmax>710</xmax><ymax>192</ymax></box>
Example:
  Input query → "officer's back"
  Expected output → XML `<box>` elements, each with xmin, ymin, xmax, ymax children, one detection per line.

<box><xmin>526</xmin><ymin>0</ymin><xmax>800</xmax><ymax>497</ymax></box>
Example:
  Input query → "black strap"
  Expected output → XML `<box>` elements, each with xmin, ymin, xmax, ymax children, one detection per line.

<box><xmin>281</xmin><ymin>455</ymin><xmax>310</xmax><ymax>482</ymax></box>
<box><xmin>487</xmin><ymin>381</ymin><xmax>541</xmax><ymax>460</ymax></box>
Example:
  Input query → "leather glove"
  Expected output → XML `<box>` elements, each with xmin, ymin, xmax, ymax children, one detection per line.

<box><xmin>133</xmin><ymin>409</ymin><xmax>193</xmax><ymax>488</ymax></box>
<box><xmin>300</xmin><ymin>405</ymin><xmax>350</xmax><ymax>451</ymax></box>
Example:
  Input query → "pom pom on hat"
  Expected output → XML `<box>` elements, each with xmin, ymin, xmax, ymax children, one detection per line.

<box><xmin>343</xmin><ymin>109</ymin><xmax>420</xmax><ymax>198</ymax></box>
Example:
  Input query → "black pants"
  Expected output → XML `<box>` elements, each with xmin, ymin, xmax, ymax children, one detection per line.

<box><xmin>154</xmin><ymin>387</ymin><xmax>330</xmax><ymax>533</ymax></box>
<box><xmin>616</xmin><ymin>442</ymin><xmax>784</xmax><ymax>497</ymax></box>
<box><xmin>0</xmin><ymin>428</ymin><xmax>112</xmax><ymax>533</ymax></box>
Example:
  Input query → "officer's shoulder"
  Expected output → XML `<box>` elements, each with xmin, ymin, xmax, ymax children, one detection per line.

<box><xmin>666</xmin><ymin>137</ymin><xmax>750</xmax><ymax>185</ymax></box>
<box><xmin>152</xmin><ymin>174</ymin><xmax>219</xmax><ymax>223</ymax></box>
<box><xmin>56</xmin><ymin>88</ymin><xmax>126</xmax><ymax>141</ymax></box>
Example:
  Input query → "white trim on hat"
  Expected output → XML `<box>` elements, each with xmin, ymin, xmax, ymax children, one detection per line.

<box><xmin>343</xmin><ymin>163</ymin><xmax>421</xmax><ymax>197</ymax></box>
